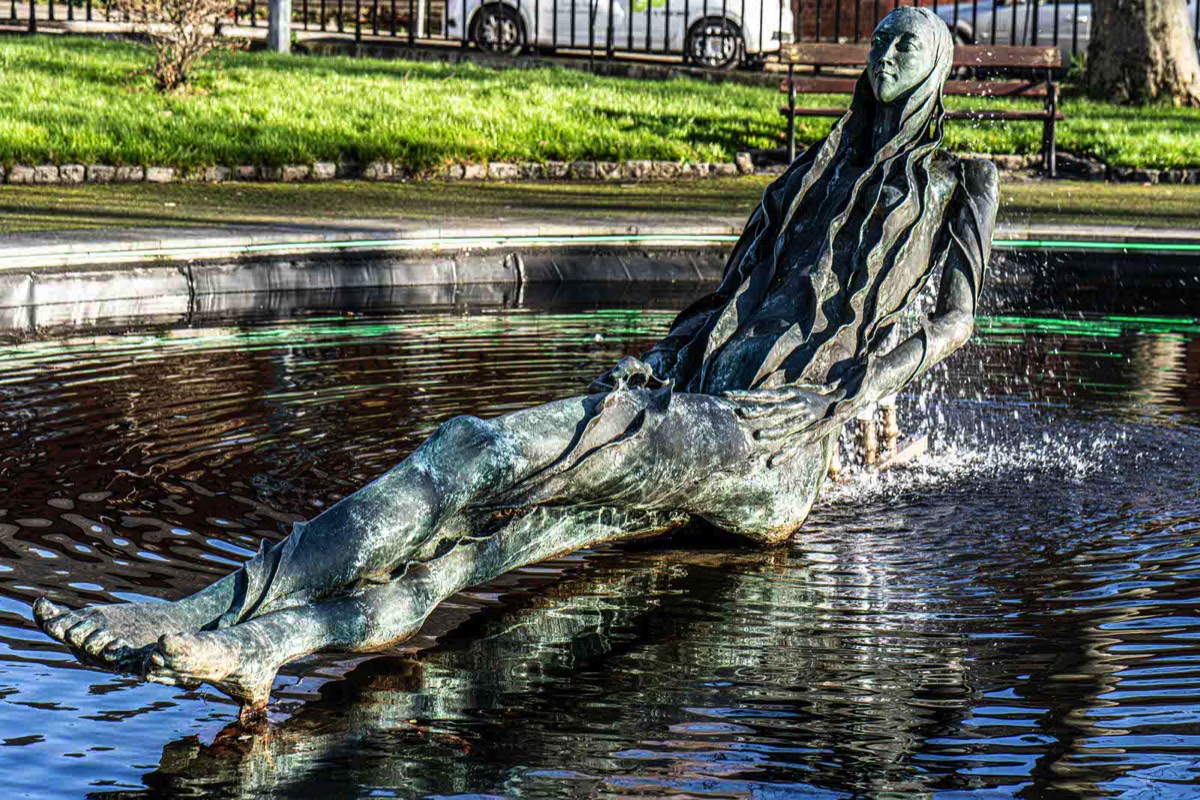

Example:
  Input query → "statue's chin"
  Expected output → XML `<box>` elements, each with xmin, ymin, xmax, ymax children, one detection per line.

<box><xmin>872</xmin><ymin>80</ymin><xmax>901</xmax><ymax>105</ymax></box>
<box><xmin>872</xmin><ymin>77</ymin><xmax>923</xmax><ymax>107</ymax></box>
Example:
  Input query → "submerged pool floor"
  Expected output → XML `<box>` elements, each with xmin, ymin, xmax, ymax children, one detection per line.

<box><xmin>0</xmin><ymin>288</ymin><xmax>1198</xmax><ymax>799</ymax></box>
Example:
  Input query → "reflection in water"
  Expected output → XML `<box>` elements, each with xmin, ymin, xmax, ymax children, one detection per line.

<box><xmin>0</xmin><ymin>283</ymin><xmax>1198</xmax><ymax>799</ymax></box>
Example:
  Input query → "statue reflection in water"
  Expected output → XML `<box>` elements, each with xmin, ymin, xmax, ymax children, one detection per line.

<box><xmin>98</xmin><ymin>545</ymin><xmax>982</xmax><ymax>799</ymax></box>
<box><xmin>35</xmin><ymin>7</ymin><xmax>998</xmax><ymax>715</ymax></box>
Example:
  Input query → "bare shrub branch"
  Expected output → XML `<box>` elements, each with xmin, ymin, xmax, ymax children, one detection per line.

<box><xmin>116</xmin><ymin>0</ymin><xmax>236</xmax><ymax>92</ymax></box>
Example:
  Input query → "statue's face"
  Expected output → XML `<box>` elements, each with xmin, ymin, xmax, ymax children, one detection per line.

<box><xmin>867</xmin><ymin>11</ymin><xmax>938</xmax><ymax>104</ymax></box>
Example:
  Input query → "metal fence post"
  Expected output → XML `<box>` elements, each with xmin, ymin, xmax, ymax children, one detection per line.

<box><xmin>268</xmin><ymin>0</ymin><xmax>293</xmax><ymax>51</ymax></box>
<box><xmin>607</xmin><ymin>0</ymin><xmax>615</xmax><ymax>57</ymax></box>
<box><xmin>28</xmin><ymin>0</ymin><xmax>36</xmax><ymax>32</ymax></box>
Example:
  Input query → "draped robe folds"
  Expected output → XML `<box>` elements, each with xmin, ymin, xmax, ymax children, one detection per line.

<box><xmin>214</xmin><ymin>37</ymin><xmax>998</xmax><ymax>627</ymax></box>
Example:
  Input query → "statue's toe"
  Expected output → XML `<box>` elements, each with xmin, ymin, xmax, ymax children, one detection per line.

<box><xmin>64</xmin><ymin>617</ymin><xmax>100</xmax><ymax>648</ymax></box>
<box><xmin>145</xmin><ymin>632</ymin><xmax>233</xmax><ymax>685</ymax></box>
<box><xmin>102</xmin><ymin>637</ymin><xmax>133</xmax><ymax>660</ymax></box>
<box><xmin>33</xmin><ymin>597</ymin><xmax>67</xmax><ymax>627</ymax></box>
<box><xmin>44</xmin><ymin>610</ymin><xmax>79</xmax><ymax>641</ymax></box>
<box><xmin>157</xmin><ymin>632</ymin><xmax>199</xmax><ymax>661</ymax></box>
<box><xmin>144</xmin><ymin>639</ymin><xmax>202</xmax><ymax>690</ymax></box>
<box><xmin>94</xmin><ymin>637</ymin><xmax>146</xmax><ymax>672</ymax></box>
<box><xmin>82</xmin><ymin>629</ymin><xmax>116</xmax><ymax>655</ymax></box>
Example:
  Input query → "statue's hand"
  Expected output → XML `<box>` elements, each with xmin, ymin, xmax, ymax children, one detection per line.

<box><xmin>722</xmin><ymin>384</ymin><xmax>847</xmax><ymax>441</ymax></box>
<box><xmin>589</xmin><ymin>354</ymin><xmax>668</xmax><ymax>394</ymax></box>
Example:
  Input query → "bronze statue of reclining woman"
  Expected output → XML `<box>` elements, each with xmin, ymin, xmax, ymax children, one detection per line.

<box><xmin>34</xmin><ymin>6</ymin><xmax>998</xmax><ymax>717</ymax></box>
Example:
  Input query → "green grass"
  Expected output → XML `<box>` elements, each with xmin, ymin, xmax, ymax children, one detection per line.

<box><xmin>0</xmin><ymin>35</ymin><xmax>1198</xmax><ymax>169</ymax></box>
<box><xmin>2</xmin><ymin>178</ymin><xmax>1198</xmax><ymax>235</ymax></box>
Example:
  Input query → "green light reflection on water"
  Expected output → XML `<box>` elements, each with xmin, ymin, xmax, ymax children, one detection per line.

<box><xmin>0</xmin><ymin>311</ymin><xmax>1196</xmax><ymax>372</ymax></box>
<box><xmin>978</xmin><ymin>315</ymin><xmax>1200</xmax><ymax>338</ymax></box>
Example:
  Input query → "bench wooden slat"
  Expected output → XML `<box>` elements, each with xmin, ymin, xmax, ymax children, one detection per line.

<box><xmin>945</xmin><ymin>109</ymin><xmax>1065</xmax><ymax>121</ymax></box>
<box><xmin>779</xmin><ymin>42</ymin><xmax>869</xmax><ymax>65</ymax></box>
<box><xmin>779</xmin><ymin>42</ymin><xmax>1061</xmax><ymax>69</ymax></box>
<box><xmin>956</xmin><ymin>44</ymin><xmax>1062</xmax><ymax>69</ymax></box>
<box><xmin>779</xmin><ymin>106</ymin><xmax>855</xmax><ymax>117</ymax></box>
<box><xmin>780</xmin><ymin>106</ymin><xmax>1064</xmax><ymax>121</ymax></box>
<box><xmin>928</xmin><ymin>78</ymin><xmax>1052</xmax><ymax>97</ymax></box>
<box><xmin>781</xmin><ymin>77</ymin><xmax>1050</xmax><ymax>97</ymax></box>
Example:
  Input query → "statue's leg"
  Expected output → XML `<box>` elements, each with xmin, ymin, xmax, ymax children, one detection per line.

<box><xmin>34</xmin><ymin>396</ymin><xmax>600</xmax><ymax>671</ymax></box>
<box><xmin>142</xmin><ymin>505</ymin><xmax>686</xmax><ymax>713</ymax></box>
<box><xmin>36</xmin><ymin>387</ymin><xmax>825</xmax><ymax>677</ymax></box>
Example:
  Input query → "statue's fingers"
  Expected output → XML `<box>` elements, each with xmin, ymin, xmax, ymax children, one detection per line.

<box><xmin>754</xmin><ymin>411</ymin><xmax>825</xmax><ymax>441</ymax></box>
<box><xmin>738</xmin><ymin>401</ymin><xmax>804</xmax><ymax>420</ymax></box>
<box><xmin>777</xmin><ymin>397</ymin><xmax>820</xmax><ymax>414</ymax></box>
<box><xmin>753</xmin><ymin>424</ymin><xmax>795</xmax><ymax>441</ymax></box>
<box><xmin>752</xmin><ymin>414</ymin><xmax>808</xmax><ymax>440</ymax></box>
<box><xmin>735</xmin><ymin>403</ymin><xmax>777</xmax><ymax>420</ymax></box>
<box><xmin>724</xmin><ymin>390</ymin><xmax>789</xmax><ymax>406</ymax></box>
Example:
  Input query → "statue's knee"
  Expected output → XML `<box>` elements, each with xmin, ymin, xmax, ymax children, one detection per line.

<box><xmin>427</xmin><ymin>414</ymin><xmax>510</xmax><ymax>478</ymax></box>
<box><xmin>435</xmin><ymin>415</ymin><xmax>493</xmax><ymax>449</ymax></box>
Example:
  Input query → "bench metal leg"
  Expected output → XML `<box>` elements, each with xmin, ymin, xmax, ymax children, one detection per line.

<box><xmin>1043</xmin><ymin>73</ymin><xmax>1058</xmax><ymax>177</ymax></box>
<box><xmin>786</xmin><ymin>64</ymin><xmax>797</xmax><ymax>163</ymax></box>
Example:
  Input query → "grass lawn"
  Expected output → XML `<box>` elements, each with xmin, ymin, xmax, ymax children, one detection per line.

<box><xmin>1</xmin><ymin>36</ymin><xmax>1199</xmax><ymax>171</ymax></box>
<box><xmin>2</xmin><ymin>178</ymin><xmax>1199</xmax><ymax>235</ymax></box>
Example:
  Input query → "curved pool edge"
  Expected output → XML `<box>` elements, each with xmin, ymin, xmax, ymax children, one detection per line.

<box><xmin>1</xmin><ymin>221</ymin><xmax>1198</xmax><ymax>334</ymax></box>
<box><xmin>4</xmin><ymin>222</ymin><xmax>1200</xmax><ymax>271</ymax></box>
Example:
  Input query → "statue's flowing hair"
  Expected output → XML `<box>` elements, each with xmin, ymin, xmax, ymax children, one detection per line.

<box><xmin>667</xmin><ymin>7</ymin><xmax>956</xmax><ymax>396</ymax></box>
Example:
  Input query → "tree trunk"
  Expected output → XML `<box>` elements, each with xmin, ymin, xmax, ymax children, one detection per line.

<box><xmin>1086</xmin><ymin>0</ymin><xmax>1200</xmax><ymax>105</ymax></box>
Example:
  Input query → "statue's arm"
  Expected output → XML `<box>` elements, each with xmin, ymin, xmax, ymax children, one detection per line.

<box><xmin>851</xmin><ymin>157</ymin><xmax>999</xmax><ymax>406</ymax></box>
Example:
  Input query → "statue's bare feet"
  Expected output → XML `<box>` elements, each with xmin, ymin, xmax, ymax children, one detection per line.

<box><xmin>144</xmin><ymin>631</ymin><xmax>276</xmax><ymax>714</ymax></box>
<box><xmin>33</xmin><ymin>595</ymin><xmax>225</xmax><ymax>673</ymax></box>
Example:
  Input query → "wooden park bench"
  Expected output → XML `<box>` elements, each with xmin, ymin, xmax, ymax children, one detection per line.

<box><xmin>779</xmin><ymin>43</ymin><xmax>1063</xmax><ymax>176</ymax></box>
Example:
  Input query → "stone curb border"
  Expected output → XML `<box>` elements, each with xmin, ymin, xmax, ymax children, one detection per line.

<box><xmin>0</xmin><ymin>159</ymin><xmax>756</xmax><ymax>186</ymax></box>
<box><xmin>1</xmin><ymin>153</ymin><xmax>1195</xmax><ymax>185</ymax></box>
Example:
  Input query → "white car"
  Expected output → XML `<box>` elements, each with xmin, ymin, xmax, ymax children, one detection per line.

<box><xmin>445</xmin><ymin>0</ymin><xmax>795</xmax><ymax>69</ymax></box>
<box><xmin>933</xmin><ymin>0</ymin><xmax>1198</xmax><ymax>61</ymax></box>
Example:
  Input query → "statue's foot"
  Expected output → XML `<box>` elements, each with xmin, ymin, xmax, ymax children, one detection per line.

<box><xmin>33</xmin><ymin>596</ymin><xmax>218</xmax><ymax>673</ymax></box>
<box><xmin>143</xmin><ymin>631</ymin><xmax>275</xmax><ymax>714</ymax></box>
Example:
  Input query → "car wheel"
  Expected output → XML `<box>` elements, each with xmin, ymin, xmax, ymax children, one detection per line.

<box><xmin>949</xmin><ymin>20</ymin><xmax>974</xmax><ymax>45</ymax></box>
<box><xmin>471</xmin><ymin>4</ymin><xmax>525</xmax><ymax>56</ymax></box>
<box><xmin>685</xmin><ymin>17</ymin><xmax>743</xmax><ymax>70</ymax></box>
<box><xmin>947</xmin><ymin>20</ymin><xmax>974</xmax><ymax>78</ymax></box>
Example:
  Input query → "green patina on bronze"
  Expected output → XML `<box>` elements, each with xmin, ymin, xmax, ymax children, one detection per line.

<box><xmin>34</xmin><ymin>7</ymin><xmax>999</xmax><ymax>717</ymax></box>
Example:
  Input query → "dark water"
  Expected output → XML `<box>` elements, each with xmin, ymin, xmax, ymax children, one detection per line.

<box><xmin>0</xmin><ymin>280</ymin><xmax>1198</xmax><ymax>799</ymax></box>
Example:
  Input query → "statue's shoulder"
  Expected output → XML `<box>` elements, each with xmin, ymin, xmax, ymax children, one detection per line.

<box><xmin>932</xmin><ymin>151</ymin><xmax>998</xmax><ymax>200</ymax></box>
<box><xmin>956</xmin><ymin>155</ymin><xmax>1000</xmax><ymax>204</ymax></box>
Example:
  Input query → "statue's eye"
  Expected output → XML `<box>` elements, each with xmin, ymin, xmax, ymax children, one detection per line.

<box><xmin>871</xmin><ymin>35</ymin><xmax>884</xmax><ymax>47</ymax></box>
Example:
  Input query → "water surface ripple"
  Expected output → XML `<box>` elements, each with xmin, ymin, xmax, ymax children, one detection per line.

<box><xmin>0</xmin><ymin>291</ymin><xmax>1198</xmax><ymax>799</ymax></box>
